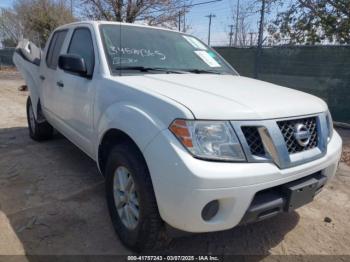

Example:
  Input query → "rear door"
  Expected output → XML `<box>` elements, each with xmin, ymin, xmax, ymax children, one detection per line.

<box><xmin>40</xmin><ymin>29</ymin><xmax>68</xmax><ymax>120</ymax></box>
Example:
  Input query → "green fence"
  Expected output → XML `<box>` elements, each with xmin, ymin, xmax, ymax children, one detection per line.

<box><xmin>215</xmin><ymin>46</ymin><xmax>350</xmax><ymax>123</ymax></box>
<box><xmin>0</xmin><ymin>48</ymin><xmax>15</xmax><ymax>68</ymax></box>
<box><xmin>1</xmin><ymin>46</ymin><xmax>349</xmax><ymax>123</ymax></box>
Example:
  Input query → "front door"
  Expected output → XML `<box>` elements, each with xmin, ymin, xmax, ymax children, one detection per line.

<box><xmin>54</xmin><ymin>26</ymin><xmax>96</xmax><ymax>157</ymax></box>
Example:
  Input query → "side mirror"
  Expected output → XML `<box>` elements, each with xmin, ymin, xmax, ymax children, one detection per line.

<box><xmin>58</xmin><ymin>54</ymin><xmax>87</xmax><ymax>76</ymax></box>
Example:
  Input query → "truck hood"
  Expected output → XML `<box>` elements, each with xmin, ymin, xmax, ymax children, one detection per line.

<box><xmin>116</xmin><ymin>74</ymin><xmax>327</xmax><ymax>120</ymax></box>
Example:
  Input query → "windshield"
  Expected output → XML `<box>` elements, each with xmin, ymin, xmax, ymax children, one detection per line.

<box><xmin>99</xmin><ymin>24</ymin><xmax>237</xmax><ymax>75</ymax></box>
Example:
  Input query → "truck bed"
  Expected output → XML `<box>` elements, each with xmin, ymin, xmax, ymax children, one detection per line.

<box><xmin>13</xmin><ymin>40</ymin><xmax>42</xmax><ymax>117</ymax></box>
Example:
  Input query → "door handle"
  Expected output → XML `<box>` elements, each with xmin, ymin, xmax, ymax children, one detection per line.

<box><xmin>39</xmin><ymin>75</ymin><xmax>45</xmax><ymax>81</ymax></box>
<box><xmin>56</xmin><ymin>81</ymin><xmax>64</xmax><ymax>88</ymax></box>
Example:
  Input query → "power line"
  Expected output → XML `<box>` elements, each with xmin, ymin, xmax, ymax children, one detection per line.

<box><xmin>184</xmin><ymin>0</ymin><xmax>222</xmax><ymax>9</ymax></box>
<box><xmin>174</xmin><ymin>0</ymin><xmax>222</xmax><ymax>32</ymax></box>
<box><xmin>145</xmin><ymin>0</ymin><xmax>222</xmax><ymax>16</ymax></box>
<box><xmin>189</xmin><ymin>5</ymin><xmax>228</xmax><ymax>13</ymax></box>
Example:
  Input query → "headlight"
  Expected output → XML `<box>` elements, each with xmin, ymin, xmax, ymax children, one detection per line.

<box><xmin>326</xmin><ymin>111</ymin><xmax>333</xmax><ymax>142</ymax></box>
<box><xmin>169</xmin><ymin>119</ymin><xmax>246</xmax><ymax>161</ymax></box>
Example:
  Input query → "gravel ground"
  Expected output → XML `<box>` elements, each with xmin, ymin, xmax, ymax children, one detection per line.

<box><xmin>0</xmin><ymin>70</ymin><xmax>349</xmax><ymax>258</ymax></box>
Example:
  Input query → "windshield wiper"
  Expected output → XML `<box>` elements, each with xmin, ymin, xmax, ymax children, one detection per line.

<box><xmin>179</xmin><ymin>69</ymin><xmax>223</xmax><ymax>74</ymax></box>
<box><xmin>114</xmin><ymin>66</ymin><xmax>183</xmax><ymax>74</ymax></box>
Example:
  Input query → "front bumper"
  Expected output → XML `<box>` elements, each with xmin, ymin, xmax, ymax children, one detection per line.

<box><xmin>143</xmin><ymin>129</ymin><xmax>342</xmax><ymax>233</ymax></box>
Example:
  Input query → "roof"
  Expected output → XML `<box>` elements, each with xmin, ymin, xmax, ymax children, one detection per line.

<box><xmin>55</xmin><ymin>20</ymin><xmax>179</xmax><ymax>33</ymax></box>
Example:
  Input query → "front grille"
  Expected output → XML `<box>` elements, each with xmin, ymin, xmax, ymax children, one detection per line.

<box><xmin>241</xmin><ymin>126</ymin><xmax>265</xmax><ymax>156</ymax></box>
<box><xmin>277</xmin><ymin>117</ymin><xmax>318</xmax><ymax>154</ymax></box>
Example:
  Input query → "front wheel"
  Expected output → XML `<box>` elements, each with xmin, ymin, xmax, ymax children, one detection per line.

<box><xmin>26</xmin><ymin>97</ymin><xmax>53</xmax><ymax>141</ymax></box>
<box><xmin>105</xmin><ymin>142</ymin><xmax>166</xmax><ymax>252</ymax></box>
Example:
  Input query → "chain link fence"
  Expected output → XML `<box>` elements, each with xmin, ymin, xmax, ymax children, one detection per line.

<box><xmin>215</xmin><ymin>46</ymin><xmax>350</xmax><ymax>123</ymax></box>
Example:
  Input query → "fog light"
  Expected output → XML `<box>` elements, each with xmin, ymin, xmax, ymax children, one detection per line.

<box><xmin>201</xmin><ymin>200</ymin><xmax>219</xmax><ymax>221</ymax></box>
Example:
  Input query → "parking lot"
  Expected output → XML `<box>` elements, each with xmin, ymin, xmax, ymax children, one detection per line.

<box><xmin>0</xmin><ymin>70</ymin><xmax>350</xmax><ymax>257</ymax></box>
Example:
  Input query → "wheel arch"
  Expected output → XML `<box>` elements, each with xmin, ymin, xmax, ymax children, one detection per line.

<box><xmin>27</xmin><ymin>96</ymin><xmax>42</xmax><ymax>120</ymax></box>
<box><xmin>95</xmin><ymin>102</ymin><xmax>169</xmax><ymax>174</ymax></box>
<box><xmin>26</xmin><ymin>75</ymin><xmax>40</xmax><ymax>119</ymax></box>
<box><xmin>98</xmin><ymin>128</ymin><xmax>147</xmax><ymax>175</ymax></box>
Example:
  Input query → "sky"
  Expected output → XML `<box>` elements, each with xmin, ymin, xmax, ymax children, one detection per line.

<box><xmin>185</xmin><ymin>0</ymin><xmax>281</xmax><ymax>46</ymax></box>
<box><xmin>0</xmin><ymin>0</ymin><xmax>263</xmax><ymax>46</ymax></box>
<box><xmin>184</xmin><ymin>0</ymin><xmax>263</xmax><ymax>46</ymax></box>
<box><xmin>0</xmin><ymin>0</ymin><xmax>12</xmax><ymax>8</ymax></box>
<box><xmin>185</xmin><ymin>0</ymin><xmax>236</xmax><ymax>45</ymax></box>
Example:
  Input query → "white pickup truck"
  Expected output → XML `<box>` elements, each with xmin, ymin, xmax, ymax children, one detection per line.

<box><xmin>13</xmin><ymin>21</ymin><xmax>342</xmax><ymax>251</ymax></box>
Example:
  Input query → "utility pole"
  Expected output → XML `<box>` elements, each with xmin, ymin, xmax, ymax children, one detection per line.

<box><xmin>183</xmin><ymin>11</ymin><xmax>186</xmax><ymax>32</ymax></box>
<box><xmin>178</xmin><ymin>11</ymin><xmax>181</xmax><ymax>31</ymax></box>
<box><xmin>70</xmin><ymin>0</ymin><xmax>73</xmax><ymax>15</ymax></box>
<box><xmin>183</xmin><ymin>1</ymin><xmax>186</xmax><ymax>32</ymax></box>
<box><xmin>206</xmin><ymin>13</ymin><xmax>216</xmax><ymax>46</ymax></box>
<box><xmin>254</xmin><ymin>0</ymin><xmax>266</xmax><ymax>78</ymax></box>
<box><xmin>233</xmin><ymin>0</ymin><xmax>240</xmax><ymax>47</ymax></box>
<box><xmin>228</xmin><ymin>25</ymin><xmax>234</xmax><ymax>47</ymax></box>
<box><xmin>249</xmin><ymin>32</ymin><xmax>254</xmax><ymax>46</ymax></box>
<box><xmin>257</xmin><ymin>0</ymin><xmax>265</xmax><ymax>49</ymax></box>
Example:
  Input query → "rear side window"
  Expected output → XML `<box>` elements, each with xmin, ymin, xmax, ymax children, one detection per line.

<box><xmin>46</xmin><ymin>30</ymin><xmax>68</xmax><ymax>69</ymax></box>
<box><xmin>68</xmin><ymin>28</ymin><xmax>95</xmax><ymax>76</ymax></box>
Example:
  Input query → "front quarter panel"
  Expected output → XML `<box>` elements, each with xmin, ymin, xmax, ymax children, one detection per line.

<box><xmin>94</xmin><ymin>78</ymin><xmax>194</xmax><ymax>168</ymax></box>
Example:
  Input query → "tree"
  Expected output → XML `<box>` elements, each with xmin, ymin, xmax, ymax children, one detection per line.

<box><xmin>2</xmin><ymin>38</ymin><xmax>18</xmax><ymax>47</ymax></box>
<box><xmin>230</xmin><ymin>0</ymin><xmax>255</xmax><ymax>47</ymax></box>
<box><xmin>253</xmin><ymin>0</ymin><xmax>278</xmax><ymax>77</ymax></box>
<box><xmin>80</xmin><ymin>0</ymin><xmax>188</xmax><ymax>28</ymax></box>
<box><xmin>270</xmin><ymin>0</ymin><xmax>350</xmax><ymax>45</ymax></box>
<box><xmin>0</xmin><ymin>8</ymin><xmax>23</xmax><ymax>46</ymax></box>
<box><xmin>228</xmin><ymin>0</ymin><xmax>278</xmax><ymax>48</ymax></box>
<box><xmin>13</xmin><ymin>0</ymin><xmax>75</xmax><ymax>47</ymax></box>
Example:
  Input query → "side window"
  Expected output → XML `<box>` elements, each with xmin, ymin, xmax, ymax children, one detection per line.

<box><xmin>46</xmin><ymin>32</ymin><xmax>58</xmax><ymax>68</ymax></box>
<box><xmin>46</xmin><ymin>30</ymin><xmax>68</xmax><ymax>69</ymax></box>
<box><xmin>68</xmin><ymin>28</ymin><xmax>95</xmax><ymax>76</ymax></box>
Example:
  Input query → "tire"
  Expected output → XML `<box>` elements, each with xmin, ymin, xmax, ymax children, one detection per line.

<box><xmin>26</xmin><ymin>97</ymin><xmax>53</xmax><ymax>141</ymax></box>
<box><xmin>105</xmin><ymin>142</ymin><xmax>166</xmax><ymax>252</ymax></box>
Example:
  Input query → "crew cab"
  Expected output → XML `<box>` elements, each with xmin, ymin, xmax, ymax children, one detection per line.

<box><xmin>13</xmin><ymin>21</ymin><xmax>342</xmax><ymax>252</ymax></box>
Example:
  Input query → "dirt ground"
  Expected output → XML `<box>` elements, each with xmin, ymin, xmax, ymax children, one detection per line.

<box><xmin>0</xmin><ymin>70</ymin><xmax>350</xmax><ymax>258</ymax></box>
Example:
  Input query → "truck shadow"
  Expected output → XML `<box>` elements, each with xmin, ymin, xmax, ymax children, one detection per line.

<box><xmin>162</xmin><ymin>212</ymin><xmax>299</xmax><ymax>256</ymax></box>
<box><xmin>0</xmin><ymin>126</ymin><xmax>299</xmax><ymax>257</ymax></box>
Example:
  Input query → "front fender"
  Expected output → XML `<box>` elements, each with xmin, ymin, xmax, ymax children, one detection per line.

<box><xmin>95</xmin><ymin>102</ymin><xmax>168</xmax><ymax>167</ymax></box>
